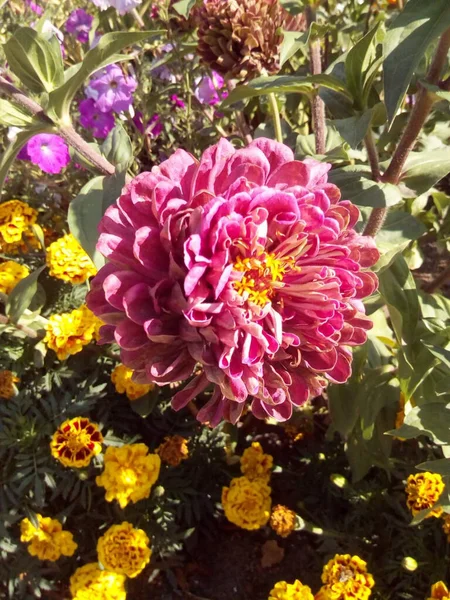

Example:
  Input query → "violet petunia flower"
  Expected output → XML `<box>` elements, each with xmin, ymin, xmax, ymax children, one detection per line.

<box><xmin>79</xmin><ymin>98</ymin><xmax>115</xmax><ymax>138</ymax></box>
<box><xmin>66</xmin><ymin>9</ymin><xmax>93</xmax><ymax>44</ymax></box>
<box><xmin>25</xmin><ymin>0</ymin><xmax>43</xmax><ymax>14</ymax></box>
<box><xmin>170</xmin><ymin>94</ymin><xmax>186</xmax><ymax>109</ymax></box>
<box><xmin>90</xmin><ymin>0</ymin><xmax>142</xmax><ymax>15</ymax></box>
<box><xmin>133</xmin><ymin>112</ymin><xmax>162</xmax><ymax>138</ymax></box>
<box><xmin>86</xmin><ymin>64</ymin><xmax>137</xmax><ymax>113</ymax></box>
<box><xmin>87</xmin><ymin>138</ymin><xmax>380</xmax><ymax>427</ymax></box>
<box><xmin>194</xmin><ymin>71</ymin><xmax>228</xmax><ymax>106</ymax></box>
<box><xmin>26</xmin><ymin>134</ymin><xmax>70</xmax><ymax>174</ymax></box>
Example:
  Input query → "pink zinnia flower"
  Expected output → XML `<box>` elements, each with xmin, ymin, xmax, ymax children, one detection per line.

<box><xmin>26</xmin><ymin>134</ymin><xmax>70</xmax><ymax>174</ymax></box>
<box><xmin>87</xmin><ymin>138</ymin><xmax>379</xmax><ymax>426</ymax></box>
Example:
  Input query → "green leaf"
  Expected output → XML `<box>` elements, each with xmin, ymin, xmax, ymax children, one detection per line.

<box><xmin>172</xmin><ymin>0</ymin><xmax>197</xmax><ymax>18</ymax></box>
<box><xmin>378</xmin><ymin>254</ymin><xmax>420</xmax><ymax>345</ymax></box>
<box><xmin>417</xmin><ymin>458</ymin><xmax>450</xmax><ymax>475</ymax></box>
<box><xmin>0</xmin><ymin>99</ymin><xmax>35</xmax><ymax>127</ymax></box>
<box><xmin>331</xmin><ymin>110</ymin><xmax>373</xmax><ymax>148</ymax></box>
<box><xmin>68</xmin><ymin>176</ymin><xmax>106</xmax><ymax>270</ymax></box>
<box><xmin>101</xmin><ymin>123</ymin><xmax>133</xmax><ymax>171</ymax></box>
<box><xmin>374</xmin><ymin>210</ymin><xmax>426</xmax><ymax>271</ymax></box>
<box><xmin>328</xmin><ymin>381</ymin><xmax>360</xmax><ymax>438</ymax></box>
<box><xmin>328</xmin><ymin>165</ymin><xmax>403</xmax><ymax>207</ymax></box>
<box><xmin>400</xmin><ymin>150</ymin><xmax>450</xmax><ymax>196</ymax></box>
<box><xmin>47</xmin><ymin>31</ymin><xmax>158</xmax><ymax>120</ymax></box>
<box><xmin>279</xmin><ymin>31</ymin><xmax>305</xmax><ymax>67</ymax></box>
<box><xmin>424</xmin><ymin>344</ymin><xmax>450</xmax><ymax>369</ymax></box>
<box><xmin>383</xmin><ymin>0</ymin><xmax>450</xmax><ymax>123</ymax></box>
<box><xmin>5</xmin><ymin>266</ymin><xmax>46</xmax><ymax>323</ymax></box>
<box><xmin>345</xmin><ymin>23</ymin><xmax>380</xmax><ymax>109</ymax></box>
<box><xmin>389</xmin><ymin>402</ymin><xmax>450</xmax><ymax>445</ymax></box>
<box><xmin>421</xmin><ymin>81</ymin><xmax>450</xmax><ymax>103</ymax></box>
<box><xmin>221</xmin><ymin>74</ymin><xmax>352</xmax><ymax>107</ymax></box>
<box><xmin>3</xmin><ymin>27</ymin><xmax>64</xmax><ymax>93</ymax></box>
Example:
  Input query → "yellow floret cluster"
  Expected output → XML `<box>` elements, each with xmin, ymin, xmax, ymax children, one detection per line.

<box><xmin>316</xmin><ymin>554</ymin><xmax>375</xmax><ymax>600</ymax></box>
<box><xmin>0</xmin><ymin>369</ymin><xmax>19</xmax><ymax>399</ymax></box>
<box><xmin>405</xmin><ymin>472</ymin><xmax>444</xmax><ymax>518</ymax></box>
<box><xmin>96</xmin><ymin>443</ymin><xmax>161</xmax><ymax>509</ymax></box>
<box><xmin>111</xmin><ymin>364</ymin><xmax>154</xmax><ymax>400</ymax></box>
<box><xmin>270</xmin><ymin>504</ymin><xmax>296</xmax><ymax>538</ymax></box>
<box><xmin>240</xmin><ymin>441</ymin><xmax>273</xmax><ymax>482</ymax></box>
<box><xmin>157</xmin><ymin>435</ymin><xmax>190</xmax><ymax>466</ymax></box>
<box><xmin>70</xmin><ymin>562</ymin><xmax>127</xmax><ymax>600</ymax></box>
<box><xmin>44</xmin><ymin>304</ymin><xmax>103</xmax><ymax>360</ymax></box>
<box><xmin>0</xmin><ymin>260</ymin><xmax>29</xmax><ymax>294</ymax></box>
<box><xmin>222</xmin><ymin>475</ymin><xmax>271</xmax><ymax>530</ymax></box>
<box><xmin>97</xmin><ymin>521</ymin><xmax>152</xmax><ymax>578</ymax></box>
<box><xmin>268</xmin><ymin>580</ymin><xmax>314</xmax><ymax>600</ymax></box>
<box><xmin>0</xmin><ymin>200</ymin><xmax>37</xmax><ymax>252</ymax></box>
<box><xmin>46</xmin><ymin>233</ymin><xmax>96</xmax><ymax>284</ymax></box>
<box><xmin>20</xmin><ymin>514</ymin><xmax>77</xmax><ymax>561</ymax></box>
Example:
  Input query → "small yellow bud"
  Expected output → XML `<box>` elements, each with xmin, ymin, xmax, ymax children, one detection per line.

<box><xmin>330</xmin><ymin>474</ymin><xmax>348</xmax><ymax>489</ymax></box>
<box><xmin>401</xmin><ymin>557</ymin><xmax>418</xmax><ymax>572</ymax></box>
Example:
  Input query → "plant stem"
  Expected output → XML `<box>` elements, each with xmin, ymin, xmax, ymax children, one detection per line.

<box><xmin>364</xmin><ymin>130</ymin><xmax>381</xmax><ymax>181</ymax></box>
<box><xmin>424</xmin><ymin>265</ymin><xmax>450</xmax><ymax>294</ymax></box>
<box><xmin>268</xmin><ymin>92</ymin><xmax>283</xmax><ymax>143</ymax></box>
<box><xmin>309</xmin><ymin>39</ymin><xmax>326</xmax><ymax>154</ymax></box>
<box><xmin>0</xmin><ymin>75</ymin><xmax>51</xmax><ymax>124</ymax></box>
<box><xmin>131</xmin><ymin>7</ymin><xmax>145</xmax><ymax>28</ymax></box>
<box><xmin>363</xmin><ymin>27</ymin><xmax>450</xmax><ymax>237</ymax></box>
<box><xmin>0</xmin><ymin>314</ymin><xmax>38</xmax><ymax>338</ymax></box>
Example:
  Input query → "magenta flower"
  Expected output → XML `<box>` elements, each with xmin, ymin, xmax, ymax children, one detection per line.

<box><xmin>26</xmin><ymin>134</ymin><xmax>70</xmax><ymax>174</ymax></box>
<box><xmin>195</xmin><ymin>72</ymin><xmax>228</xmax><ymax>106</ymax></box>
<box><xmin>133</xmin><ymin>113</ymin><xmax>163</xmax><ymax>138</ymax></box>
<box><xmin>87</xmin><ymin>138</ymin><xmax>379</xmax><ymax>426</ymax></box>
<box><xmin>170</xmin><ymin>94</ymin><xmax>186</xmax><ymax>109</ymax></box>
<box><xmin>25</xmin><ymin>0</ymin><xmax>43</xmax><ymax>14</ymax></box>
<box><xmin>66</xmin><ymin>9</ymin><xmax>93</xmax><ymax>44</ymax></box>
<box><xmin>86</xmin><ymin>65</ymin><xmax>137</xmax><ymax>113</ymax></box>
<box><xmin>79</xmin><ymin>99</ymin><xmax>115</xmax><ymax>138</ymax></box>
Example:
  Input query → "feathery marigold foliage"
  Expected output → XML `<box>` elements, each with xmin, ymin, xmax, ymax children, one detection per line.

<box><xmin>97</xmin><ymin>521</ymin><xmax>152</xmax><ymax>578</ymax></box>
<box><xmin>428</xmin><ymin>582</ymin><xmax>450</xmax><ymax>600</ymax></box>
<box><xmin>50</xmin><ymin>417</ymin><xmax>103</xmax><ymax>468</ymax></box>
<box><xmin>0</xmin><ymin>369</ymin><xmax>19</xmax><ymax>399</ymax></box>
<box><xmin>240</xmin><ymin>441</ymin><xmax>273</xmax><ymax>482</ymax></box>
<box><xmin>316</xmin><ymin>554</ymin><xmax>375</xmax><ymax>600</ymax></box>
<box><xmin>157</xmin><ymin>435</ymin><xmax>189</xmax><ymax>466</ymax></box>
<box><xmin>96</xmin><ymin>443</ymin><xmax>161</xmax><ymax>508</ymax></box>
<box><xmin>270</xmin><ymin>504</ymin><xmax>296</xmax><ymax>538</ymax></box>
<box><xmin>44</xmin><ymin>305</ymin><xmax>102</xmax><ymax>360</ymax></box>
<box><xmin>0</xmin><ymin>260</ymin><xmax>29</xmax><ymax>294</ymax></box>
<box><xmin>222</xmin><ymin>475</ymin><xmax>271</xmax><ymax>530</ymax></box>
<box><xmin>70</xmin><ymin>563</ymin><xmax>127</xmax><ymax>600</ymax></box>
<box><xmin>405</xmin><ymin>472</ymin><xmax>444</xmax><ymax>518</ymax></box>
<box><xmin>268</xmin><ymin>579</ymin><xmax>314</xmax><ymax>600</ymax></box>
<box><xmin>111</xmin><ymin>364</ymin><xmax>154</xmax><ymax>400</ymax></box>
<box><xmin>46</xmin><ymin>233</ymin><xmax>96</xmax><ymax>284</ymax></box>
<box><xmin>20</xmin><ymin>514</ymin><xmax>77</xmax><ymax>561</ymax></box>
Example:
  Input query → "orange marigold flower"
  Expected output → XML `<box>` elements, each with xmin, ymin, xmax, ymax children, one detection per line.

<box><xmin>428</xmin><ymin>582</ymin><xmax>450</xmax><ymax>600</ymax></box>
<box><xmin>222</xmin><ymin>476</ymin><xmax>271</xmax><ymax>530</ymax></box>
<box><xmin>50</xmin><ymin>417</ymin><xmax>103</xmax><ymax>468</ymax></box>
<box><xmin>0</xmin><ymin>370</ymin><xmax>19</xmax><ymax>399</ymax></box>
<box><xmin>44</xmin><ymin>305</ymin><xmax>103</xmax><ymax>360</ymax></box>
<box><xmin>316</xmin><ymin>554</ymin><xmax>375</xmax><ymax>600</ymax></box>
<box><xmin>0</xmin><ymin>260</ymin><xmax>29</xmax><ymax>294</ymax></box>
<box><xmin>70</xmin><ymin>562</ymin><xmax>127</xmax><ymax>600</ymax></box>
<box><xmin>270</xmin><ymin>504</ymin><xmax>296</xmax><ymax>538</ymax></box>
<box><xmin>240</xmin><ymin>441</ymin><xmax>273</xmax><ymax>482</ymax></box>
<box><xmin>405</xmin><ymin>472</ymin><xmax>444</xmax><ymax>518</ymax></box>
<box><xmin>111</xmin><ymin>364</ymin><xmax>154</xmax><ymax>400</ymax></box>
<box><xmin>97</xmin><ymin>521</ymin><xmax>152</xmax><ymax>578</ymax></box>
<box><xmin>0</xmin><ymin>200</ymin><xmax>37</xmax><ymax>245</ymax></box>
<box><xmin>46</xmin><ymin>233</ymin><xmax>96</xmax><ymax>284</ymax></box>
<box><xmin>20</xmin><ymin>514</ymin><xmax>77</xmax><ymax>561</ymax></box>
<box><xmin>268</xmin><ymin>579</ymin><xmax>314</xmax><ymax>600</ymax></box>
<box><xmin>157</xmin><ymin>435</ymin><xmax>189</xmax><ymax>466</ymax></box>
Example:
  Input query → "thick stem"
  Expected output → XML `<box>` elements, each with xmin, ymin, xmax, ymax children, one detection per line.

<box><xmin>0</xmin><ymin>75</ymin><xmax>51</xmax><ymax>124</ymax></box>
<box><xmin>364</xmin><ymin>130</ymin><xmax>381</xmax><ymax>181</ymax></box>
<box><xmin>363</xmin><ymin>27</ymin><xmax>450</xmax><ymax>237</ymax></box>
<box><xmin>268</xmin><ymin>92</ymin><xmax>283</xmax><ymax>144</ymax></box>
<box><xmin>309</xmin><ymin>39</ymin><xmax>326</xmax><ymax>154</ymax></box>
<box><xmin>0</xmin><ymin>314</ymin><xmax>38</xmax><ymax>338</ymax></box>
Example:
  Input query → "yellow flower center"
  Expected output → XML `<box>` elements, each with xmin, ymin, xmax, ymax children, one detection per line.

<box><xmin>233</xmin><ymin>252</ymin><xmax>291</xmax><ymax>306</ymax></box>
<box><xmin>338</xmin><ymin>567</ymin><xmax>355</xmax><ymax>583</ymax></box>
<box><xmin>66</xmin><ymin>431</ymin><xmax>93</xmax><ymax>454</ymax></box>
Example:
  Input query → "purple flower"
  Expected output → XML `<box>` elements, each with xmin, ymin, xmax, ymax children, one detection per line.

<box><xmin>91</xmin><ymin>0</ymin><xmax>142</xmax><ymax>15</ymax></box>
<box><xmin>25</xmin><ymin>0</ymin><xmax>43</xmax><ymax>14</ymax></box>
<box><xmin>170</xmin><ymin>94</ymin><xmax>186</xmax><ymax>109</ymax></box>
<box><xmin>133</xmin><ymin>113</ymin><xmax>163</xmax><ymax>138</ymax></box>
<box><xmin>66</xmin><ymin>9</ymin><xmax>93</xmax><ymax>44</ymax></box>
<box><xmin>79</xmin><ymin>99</ymin><xmax>115</xmax><ymax>138</ymax></box>
<box><xmin>26</xmin><ymin>134</ymin><xmax>70</xmax><ymax>174</ymax></box>
<box><xmin>195</xmin><ymin>71</ymin><xmax>228</xmax><ymax>106</ymax></box>
<box><xmin>86</xmin><ymin>65</ymin><xmax>137</xmax><ymax>113</ymax></box>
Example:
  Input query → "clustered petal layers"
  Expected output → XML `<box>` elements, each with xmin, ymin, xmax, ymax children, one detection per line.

<box><xmin>87</xmin><ymin>138</ymin><xmax>379</xmax><ymax>427</ymax></box>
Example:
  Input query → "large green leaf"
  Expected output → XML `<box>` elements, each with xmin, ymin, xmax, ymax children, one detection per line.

<box><xmin>101</xmin><ymin>123</ymin><xmax>133</xmax><ymax>172</ymax></box>
<box><xmin>172</xmin><ymin>0</ymin><xmax>197</xmax><ymax>17</ymax></box>
<box><xmin>331</xmin><ymin>110</ymin><xmax>373</xmax><ymax>148</ymax></box>
<box><xmin>345</xmin><ymin>23</ymin><xmax>380</xmax><ymax>109</ymax></box>
<box><xmin>47</xmin><ymin>31</ymin><xmax>158</xmax><ymax>120</ymax></box>
<box><xmin>3</xmin><ymin>27</ymin><xmax>64</xmax><ymax>93</ymax></box>
<box><xmin>0</xmin><ymin>99</ymin><xmax>36</xmax><ymax>127</ymax></box>
<box><xmin>6</xmin><ymin>266</ymin><xmax>46</xmax><ymax>323</ymax></box>
<box><xmin>221</xmin><ymin>74</ymin><xmax>352</xmax><ymax>107</ymax></box>
<box><xmin>374</xmin><ymin>210</ymin><xmax>426</xmax><ymax>271</ymax></box>
<box><xmin>328</xmin><ymin>165</ymin><xmax>403</xmax><ymax>207</ymax></box>
<box><xmin>279</xmin><ymin>31</ymin><xmax>305</xmax><ymax>67</ymax></box>
<box><xmin>400</xmin><ymin>150</ymin><xmax>450</xmax><ymax>196</ymax></box>
<box><xmin>417</xmin><ymin>458</ymin><xmax>450</xmax><ymax>475</ymax></box>
<box><xmin>383</xmin><ymin>0</ymin><xmax>450</xmax><ymax>123</ymax></box>
<box><xmin>389</xmin><ymin>403</ymin><xmax>450</xmax><ymax>445</ymax></box>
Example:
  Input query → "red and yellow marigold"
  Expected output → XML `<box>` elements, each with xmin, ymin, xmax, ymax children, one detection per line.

<box><xmin>50</xmin><ymin>417</ymin><xmax>103</xmax><ymax>468</ymax></box>
<box><xmin>405</xmin><ymin>472</ymin><xmax>444</xmax><ymax>518</ymax></box>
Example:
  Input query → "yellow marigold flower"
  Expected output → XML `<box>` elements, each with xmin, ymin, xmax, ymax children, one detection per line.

<box><xmin>70</xmin><ymin>563</ymin><xmax>127</xmax><ymax>600</ymax></box>
<box><xmin>46</xmin><ymin>233</ymin><xmax>96</xmax><ymax>284</ymax></box>
<box><xmin>405</xmin><ymin>472</ymin><xmax>444</xmax><ymax>518</ymax></box>
<box><xmin>222</xmin><ymin>476</ymin><xmax>271</xmax><ymax>531</ymax></box>
<box><xmin>240</xmin><ymin>441</ymin><xmax>273</xmax><ymax>482</ymax></box>
<box><xmin>50</xmin><ymin>417</ymin><xmax>103</xmax><ymax>468</ymax></box>
<box><xmin>0</xmin><ymin>200</ymin><xmax>37</xmax><ymax>245</ymax></box>
<box><xmin>96</xmin><ymin>443</ymin><xmax>161</xmax><ymax>509</ymax></box>
<box><xmin>0</xmin><ymin>260</ymin><xmax>29</xmax><ymax>294</ymax></box>
<box><xmin>156</xmin><ymin>435</ymin><xmax>189</xmax><ymax>467</ymax></box>
<box><xmin>0</xmin><ymin>370</ymin><xmax>19</xmax><ymax>399</ymax></box>
<box><xmin>97</xmin><ymin>521</ymin><xmax>151</xmax><ymax>578</ymax></box>
<box><xmin>20</xmin><ymin>514</ymin><xmax>77</xmax><ymax>561</ymax></box>
<box><xmin>268</xmin><ymin>580</ymin><xmax>314</xmax><ymax>600</ymax></box>
<box><xmin>316</xmin><ymin>554</ymin><xmax>375</xmax><ymax>600</ymax></box>
<box><xmin>44</xmin><ymin>305</ymin><xmax>102</xmax><ymax>360</ymax></box>
<box><xmin>270</xmin><ymin>504</ymin><xmax>296</xmax><ymax>538</ymax></box>
<box><xmin>428</xmin><ymin>582</ymin><xmax>450</xmax><ymax>600</ymax></box>
<box><xmin>111</xmin><ymin>364</ymin><xmax>153</xmax><ymax>400</ymax></box>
